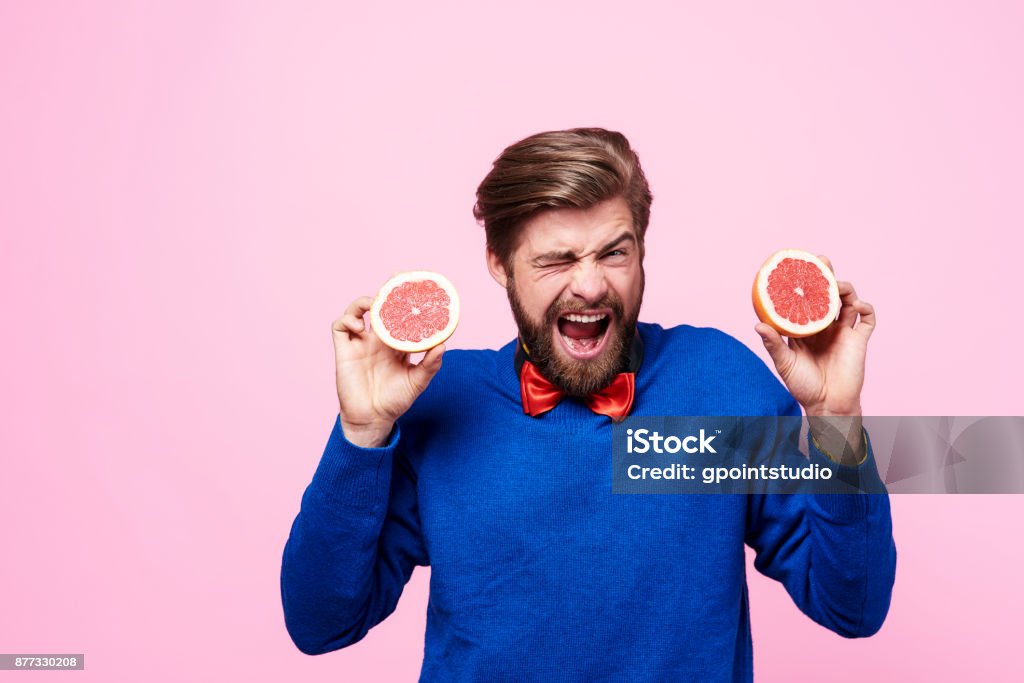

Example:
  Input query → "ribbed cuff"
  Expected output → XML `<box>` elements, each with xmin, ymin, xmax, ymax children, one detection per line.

<box><xmin>808</xmin><ymin>428</ymin><xmax>888</xmax><ymax>520</ymax></box>
<box><xmin>311</xmin><ymin>414</ymin><xmax>400</xmax><ymax>508</ymax></box>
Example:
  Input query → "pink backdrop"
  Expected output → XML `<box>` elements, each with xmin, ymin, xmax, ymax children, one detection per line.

<box><xmin>2</xmin><ymin>1</ymin><xmax>1022</xmax><ymax>681</ymax></box>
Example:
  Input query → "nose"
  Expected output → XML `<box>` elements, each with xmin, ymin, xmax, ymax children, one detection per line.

<box><xmin>568</xmin><ymin>260</ymin><xmax>609</xmax><ymax>304</ymax></box>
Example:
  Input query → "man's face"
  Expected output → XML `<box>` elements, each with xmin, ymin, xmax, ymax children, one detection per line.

<box><xmin>488</xmin><ymin>196</ymin><xmax>645</xmax><ymax>397</ymax></box>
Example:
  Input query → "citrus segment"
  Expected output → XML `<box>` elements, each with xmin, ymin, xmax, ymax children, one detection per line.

<box><xmin>369</xmin><ymin>271</ymin><xmax>460</xmax><ymax>352</ymax></box>
<box><xmin>752</xmin><ymin>249</ymin><xmax>840</xmax><ymax>338</ymax></box>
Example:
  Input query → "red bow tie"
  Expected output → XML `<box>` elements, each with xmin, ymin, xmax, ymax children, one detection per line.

<box><xmin>519</xmin><ymin>359</ymin><xmax>636</xmax><ymax>421</ymax></box>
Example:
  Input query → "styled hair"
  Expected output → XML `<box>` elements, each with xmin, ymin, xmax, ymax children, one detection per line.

<box><xmin>472</xmin><ymin>127</ymin><xmax>653</xmax><ymax>269</ymax></box>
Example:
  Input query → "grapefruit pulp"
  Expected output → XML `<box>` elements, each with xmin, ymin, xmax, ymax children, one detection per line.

<box><xmin>369</xmin><ymin>271</ymin><xmax>460</xmax><ymax>352</ymax></box>
<box><xmin>752</xmin><ymin>249</ymin><xmax>840</xmax><ymax>338</ymax></box>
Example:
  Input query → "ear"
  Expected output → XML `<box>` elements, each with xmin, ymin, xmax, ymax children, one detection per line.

<box><xmin>486</xmin><ymin>247</ymin><xmax>509</xmax><ymax>288</ymax></box>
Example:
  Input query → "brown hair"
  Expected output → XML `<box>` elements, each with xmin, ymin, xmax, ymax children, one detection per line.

<box><xmin>472</xmin><ymin>127</ymin><xmax>653</xmax><ymax>269</ymax></box>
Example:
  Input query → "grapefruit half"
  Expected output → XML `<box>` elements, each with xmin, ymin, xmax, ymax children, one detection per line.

<box><xmin>752</xmin><ymin>249</ymin><xmax>840</xmax><ymax>338</ymax></box>
<box><xmin>369</xmin><ymin>271</ymin><xmax>460</xmax><ymax>353</ymax></box>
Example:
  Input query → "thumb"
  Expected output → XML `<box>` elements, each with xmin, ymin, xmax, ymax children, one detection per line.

<box><xmin>755</xmin><ymin>324</ymin><xmax>793</xmax><ymax>372</ymax></box>
<box><xmin>409</xmin><ymin>343</ymin><xmax>446</xmax><ymax>391</ymax></box>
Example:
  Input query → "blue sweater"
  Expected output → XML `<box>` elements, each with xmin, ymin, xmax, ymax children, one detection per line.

<box><xmin>281</xmin><ymin>322</ymin><xmax>897</xmax><ymax>682</ymax></box>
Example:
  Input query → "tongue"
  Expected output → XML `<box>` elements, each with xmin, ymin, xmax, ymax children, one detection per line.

<box><xmin>561</xmin><ymin>319</ymin><xmax>602</xmax><ymax>339</ymax></box>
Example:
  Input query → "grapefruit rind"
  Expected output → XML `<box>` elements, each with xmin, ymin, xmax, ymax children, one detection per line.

<box><xmin>752</xmin><ymin>249</ymin><xmax>840</xmax><ymax>338</ymax></box>
<box><xmin>369</xmin><ymin>270</ymin><xmax>460</xmax><ymax>353</ymax></box>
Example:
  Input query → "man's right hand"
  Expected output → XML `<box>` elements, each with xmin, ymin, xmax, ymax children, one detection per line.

<box><xmin>332</xmin><ymin>296</ymin><xmax>446</xmax><ymax>448</ymax></box>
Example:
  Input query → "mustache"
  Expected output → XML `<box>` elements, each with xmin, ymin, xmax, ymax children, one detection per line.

<box><xmin>544</xmin><ymin>296</ymin><xmax>625</xmax><ymax>326</ymax></box>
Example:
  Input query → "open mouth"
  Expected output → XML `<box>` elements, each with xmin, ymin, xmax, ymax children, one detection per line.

<box><xmin>555</xmin><ymin>310</ymin><xmax>612</xmax><ymax>360</ymax></box>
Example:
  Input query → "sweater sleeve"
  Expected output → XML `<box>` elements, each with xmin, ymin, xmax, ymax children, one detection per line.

<box><xmin>280</xmin><ymin>414</ymin><xmax>429</xmax><ymax>655</ymax></box>
<box><xmin>743</xmin><ymin>400</ymin><xmax>897</xmax><ymax>638</ymax></box>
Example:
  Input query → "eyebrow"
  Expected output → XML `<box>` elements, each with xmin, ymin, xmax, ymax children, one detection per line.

<box><xmin>531</xmin><ymin>231</ymin><xmax>636</xmax><ymax>266</ymax></box>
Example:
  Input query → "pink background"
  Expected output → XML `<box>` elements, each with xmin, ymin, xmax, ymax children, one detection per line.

<box><xmin>2</xmin><ymin>1</ymin><xmax>1022</xmax><ymax>681</ymax></box>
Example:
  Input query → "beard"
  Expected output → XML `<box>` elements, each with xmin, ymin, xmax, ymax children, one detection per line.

<box><xmin>507</xmin><ymin>271</ymin><xmax>643</xmax><ymax>397</ymax></box>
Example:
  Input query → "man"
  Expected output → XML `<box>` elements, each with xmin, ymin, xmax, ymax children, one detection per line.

<box><xmin>281</xmin><ymin>127</ymin><xmax>897</xmax><ymax>682</ymax></box>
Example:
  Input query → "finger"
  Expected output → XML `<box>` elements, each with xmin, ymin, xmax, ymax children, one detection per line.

<box><xmin>853</xmin><ymin>300</ymin><xmax>876</xmax><ymax>340</ymax></box>
<box><xmin>817</xmin><ymin>254</ymin><xmax>835</xmax><ymax>275</ymax></box>
<box><xmin>836</xmin><ymin>280</ymin><xmax>859</xmax><ymax>328</ymax></box>
<box><xmin>333</xmin><ymin>296</ymin><xmax>375</xmax><ymax>334</ymax></box>
<box><xmin>755</xmin><ymin>324</ymin><xmax>796</xmax><ymax>375</ymax></box>
<box><xmin>336</xmin><ymin>314</ymin><xmax>364</xmax><ymax>334</ymax></box>
<box><xmin>409</xmin><ymin>343</ymin><xmax>446</xmax><ymax>391</ymax></box>
<box><xmin>344</xmin><ymin>295</ymin><xmax>374</xmax><ymax>320</ymax></box>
